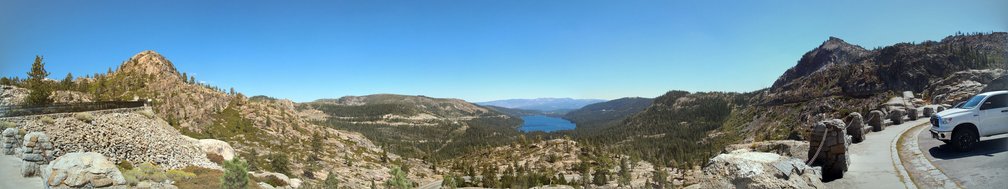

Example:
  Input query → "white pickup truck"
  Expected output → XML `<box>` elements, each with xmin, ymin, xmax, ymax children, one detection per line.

<box><xmin>930</xmin><ymin>90</ymin><xmax>1008</xmax><ymax>151</ymax></box>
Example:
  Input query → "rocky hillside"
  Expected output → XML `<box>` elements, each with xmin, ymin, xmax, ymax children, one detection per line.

<box><xmin>301</xmin><ymin>94</ymin><xmax>523</xmax><ymax>161</ymax></box>
<box><xmin>4</xmin><ymin>51</ymin><xmax>439</xmax><ymax>188</ymax></box>
<box><xmin>594</xmin><ymin>32</ymin><xmax>1008</xmax><ymax>168</ymax></box>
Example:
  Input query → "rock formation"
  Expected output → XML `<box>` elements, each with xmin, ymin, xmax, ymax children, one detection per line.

<box><xmin>196</xmin><ymin>139</ymin><xmax>236</xmax><ymax>161</ymax></box>
<box><xmin>45</xmin><ymin>152</ymin><xmax>128</xmax><ymax>188</ymax></box>
<box><xmin>689</xmin><ymin>149</ymin><xmax>825</xmax><ymax>189</ymax></box>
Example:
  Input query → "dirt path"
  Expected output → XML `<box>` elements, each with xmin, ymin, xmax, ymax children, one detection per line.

<box><xmin>1</xmin><ymin>155</ymin><xmax>44</xmax><ymax>189</ymax></box>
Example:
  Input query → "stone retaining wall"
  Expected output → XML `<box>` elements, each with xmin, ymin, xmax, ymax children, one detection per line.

<box><xmin>808</xmin><ymin>119</ymin><xmax>850</xmax><ymax>181</ymax></box>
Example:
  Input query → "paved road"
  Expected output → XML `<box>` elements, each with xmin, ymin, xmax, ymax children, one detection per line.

<box><xmin>1</xmin><ymin>155</ymin><xmax>44</xmax><ymax>189</ymax></box>
<box><xmin>825</xmin><ymin>119</ymin><xmax>926</xmax><ymax>189</ymax></box>
<box><xmin>918</xmin><ymin>128</ymin><xmax>1008</xmax><ymax>189</ymax></box>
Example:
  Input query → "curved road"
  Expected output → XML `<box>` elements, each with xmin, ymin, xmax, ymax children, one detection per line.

<box><xmin>917</xmin><ymin>128</ymin><xmax>1008</xmax><ymax>189</ymax></box>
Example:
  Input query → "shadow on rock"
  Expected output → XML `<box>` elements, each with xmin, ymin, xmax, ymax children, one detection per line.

<box><xmin>928</xmin><ymin>137</ymin><xmax>1008</xmax><ymax>159</ymax></box>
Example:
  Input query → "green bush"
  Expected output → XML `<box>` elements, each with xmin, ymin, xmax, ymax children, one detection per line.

<box><xmin>221</xmin><ymin>158</ymin><xmax>250</xmax><ymax>189</ymax></box>
<box><xmin>323</xmin><ymin>171</ymin><xmax>341</xmax><ymax>189</ymax></box>
<box><xmin>0</xmin><ymin>121</ymin><xmax>15</xmax><ymax>129</ymax></box>
<box><xmin>384</xmin><ymin>166</ymin><xmax>413</xmax><ymax>189</ymax></box>
<box><xmin>122</xmin><ymin>162</ymin><xmax>167</xmax><ymax>186</ymax></box>
<box><xmin>118</xmin><ymin>160</ymin><xmax>134</xmax><ymax>171</ymax></box>
<box><xmin>138</xmin><ymin>109</ymin><xmax>155</xmax><ymax>118</ymax></box>
<box><xmin>269</xmin><ymin>153</ymin><xmax>290</xmax><ymax>175</ymax></box>
<box><xmin>166</xmin><ymin>169</ymin><xmax>196</xmax><ymax>181</ymax></box>
<box><xmin>40</xmin><ymin>116</ymin><xmax>55</xmax><ymax>124</ymax></box>
<box><xmin>74</xmin><ymin>112</ymin><xmax>95</xmax><ymax>123</ymax></box>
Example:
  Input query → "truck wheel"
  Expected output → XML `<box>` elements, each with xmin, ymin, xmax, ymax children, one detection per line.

<box><xmin>952</xmin><ymin>129</ymin><xmax>978</xmax><ymax>151</ymax></box>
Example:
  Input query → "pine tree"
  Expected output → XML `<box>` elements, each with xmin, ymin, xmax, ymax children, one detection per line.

<box><xmin>61</xmin><ymin>72</ymin><xmax>74</xmax><ymax>90</ymax></box>
<box><xmin>25</xmin><ymin>55</ymin><xmax>52</xmax><ymax>106</ymax></box>
<box><xmin>385</xmin><ymin>166</ymin><xmax>414</xmax><ymax>189</ymax></box>
<box><xmin>221</xmin><ymin>159</ymin><xmax>250</xmax><ymax>189</ymax></box>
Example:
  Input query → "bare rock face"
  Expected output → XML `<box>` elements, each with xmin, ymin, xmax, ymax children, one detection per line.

<box><xmin>689</xmin><ymin>149</ymin><xmax>825</xmax><ymax>189</ymax></box>
<box><xmin>45</xmin><ymin>152</ymin><xmax>128</xmax><ymax>188</ymax></box>
<box><xmin>868</xmin><ymin>110</ymin><xmax>885</xmax><ymax>132</ymax></box>
<box><xmin>927</xmin><ymin>69</ymin><xmax>1007</xmax><ymax>105</ymax></box>
<box><xmin>1</xmin><ymin>85</ymin><xmax>28</xmax><ymax>106</ymax></box>
<box><xmin>197</xmin><ymin>139</ymin><xmax>236</xmax><ymax>161</ymax></box>
<box><xmin>844</xmin><ymin>113</ymin><xmax>866</xmax><ymax>143</ymax></box>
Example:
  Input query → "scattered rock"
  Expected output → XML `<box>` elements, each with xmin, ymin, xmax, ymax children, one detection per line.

<box><xmin>45</xmin><ymin>152</ymin><xmax>128</xmax><ymax>188</ymax></box>
<box><xmin>0</xmin><ymin>85</ymin><xmax>28</xmax><ymax>106</ymax></box>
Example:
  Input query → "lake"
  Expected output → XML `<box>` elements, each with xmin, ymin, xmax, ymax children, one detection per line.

<box><xmin>519</xmin><ymin>115</ymin><xmax>576</xmax><ymax>132</ymax></box>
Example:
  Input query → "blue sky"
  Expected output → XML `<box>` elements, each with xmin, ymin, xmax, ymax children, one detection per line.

<box><xmin>1</xmin><ymin>0</ymin><xmax>1005</xmax><ymax>102</ymax></box>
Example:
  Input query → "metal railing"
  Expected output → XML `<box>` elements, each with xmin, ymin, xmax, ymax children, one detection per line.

<box><xmin>0</xmin><ymin>101</ymin><xmax>147</xmax><ymax>117</ymax></box>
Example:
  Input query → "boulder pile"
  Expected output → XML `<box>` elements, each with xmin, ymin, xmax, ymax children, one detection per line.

<box><xmin>3</xmin><ymin>128</ymin><xmax>20</xmax><ymax>155</ymax></box>
<box><xmin>688</xmin><ymin>149</ymin><xmax>825</xmax><ymax>189</ymax></box>
<box><xmin>868</xmin><ymin>110</ymin><xmax>885</xmax><ymax>132</ymax></box>
<box><xmin>808</xmin><ymin>119</ymin><xmax>850</xmax><ymax>181</ymax></box>
<box><xmin>45</xmin><ymin>152</ymin><xmax>128</xmax><ymax>188</ymax></box>
<box><xmin>17</xmin><ymin>111</ymin><xmax>217</xmax><ymax>169</ymax></box>
<box><xmin>844</xmin><ymin>113</ymin><xmax>866</xmax><ymax>143</ymax></box>
<box><xmin>22</xmin><ymin>132</ymin><xmax>56</xmax><ymax>177</ymax></box>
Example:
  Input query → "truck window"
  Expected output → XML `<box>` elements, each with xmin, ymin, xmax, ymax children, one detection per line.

<box><xmin>962</xmin><ymin>95</ymin><xmax>987</xmax><ymax>109</ymax></box>
<box><xmin>981</xmin><ymin>94</ymin><xmax>1008</xmax><ymax>110</ymax></box>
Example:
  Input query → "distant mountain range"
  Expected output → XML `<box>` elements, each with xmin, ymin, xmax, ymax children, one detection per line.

<box><xmin>475</xmin><ymin>98</ymin><xmax>606</xmax><ymax>112</ymax></box>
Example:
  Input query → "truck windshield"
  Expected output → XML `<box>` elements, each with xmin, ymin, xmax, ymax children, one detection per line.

<box><xmin>961</xmin><ymin>95</ymin><xmax>987</xmax><ymax>109</ymax></box>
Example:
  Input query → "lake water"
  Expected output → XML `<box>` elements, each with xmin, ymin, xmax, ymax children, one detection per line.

<box><xmin>519</xmin><ymin>115</ymin><xmax>576</xmax><ymax>132</ymax></box>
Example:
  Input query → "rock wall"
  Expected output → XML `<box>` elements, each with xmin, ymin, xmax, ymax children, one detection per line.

<box><xmin>868</xmin><ymin>110</ymin><xmax>885</xmax><ymax>132</ymax></box>
<box><xmin>844</xmin><ymin>113</ymin><xmax>866</xmax><ymax>143</ymax></box>
<box><xmin>808</xmin><ymin>119</ymin><xmax>850</xmax><ymax>181</ymax></box>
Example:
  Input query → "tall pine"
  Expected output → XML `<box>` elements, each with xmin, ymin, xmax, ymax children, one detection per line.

<box><xmin>25</xmin><ymin>55</ymin><xmax>52</xmax><ymax>106</ymax></box>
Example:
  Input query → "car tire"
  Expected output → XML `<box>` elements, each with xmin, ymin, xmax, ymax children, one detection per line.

<box><xmin>951</xmin><ymin>129</ymin><xmax>978</xmax><ymax>151</ymax></box>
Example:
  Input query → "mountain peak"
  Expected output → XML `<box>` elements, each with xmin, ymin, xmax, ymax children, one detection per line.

<box><xmin>819</xmin><ymin>36</ymin><xmax>855</xmax><ymax>50</ymax></box>
<box><xmin>117</xmin><ymin>50</ymin><xmax>181</xmax><ymax>80</ymax></box>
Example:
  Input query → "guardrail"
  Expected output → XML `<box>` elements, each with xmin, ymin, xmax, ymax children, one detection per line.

<box><xmin>0</xmin><ymin>101</ymin><xmax>148</xmax><ymax>117</ymax></box>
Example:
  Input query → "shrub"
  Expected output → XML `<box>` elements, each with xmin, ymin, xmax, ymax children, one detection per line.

<box><xmin>138</xmin><ymin>109</ymin><xmax>156</xmax><ymax>118</ymax></box>
<box><xmin>174</xmin><ymin>166</ymin><xmax>225</xmax><ymax>189</ymax></box>
<box><xmin>122</xmin><ymin>162</ymin><xmax>168</xmax><ymax>186</ymax></box>
<box><xmin>118</xmin><ymin>160</ymin><xmax>134</xmax><ymax>171</ymax></box>
<box><xmin>221</xmin><ymin>159</ymin><xmax>250</xmax><ymax>189</ymax></box>
<box><xmin>167</xmin><ymin>169</ymin><xmax>196</xmax><ymax>181</ymax></box>
<box><xmin>384</xmin><ymin>166</ymin><xmax>413</xmax><ymax>189</ymax></box>
<box><xmin>207</xmin><ymin>153</ymin><xmax>225</xmax><ymax>165</ymax></box>
<box><xmin>40</xmin><ymin>116</ymin><xmax>55</xmax><ymax>124</ymax></box>
<box><xmin>263</xmin><ymin>174</ymin><xmax>288</xmax><ymax>187</ymax></box>
<box><xmin>74</xmin><ymin>112</ymin><xmax>95</xmax><ymax>123</ymax></box>
<box><xmin>323</xmin><ymin>171</ymin><xmax>341</xmax><ymax>189</ymax></box>
<box><xmin>268</xmin><ymin>153</ymin><xmax>290</xmax><ymax>175</ymax></box>
<box><xmin>0</xmin><ymin>121</ymin><xmax>15</xmax><ymax>129</ymax></box>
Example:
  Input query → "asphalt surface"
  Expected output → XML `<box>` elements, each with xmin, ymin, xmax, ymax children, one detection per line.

<box><xmin>918</xmin><ymin>128</ymin><xmax>1008</xmax><ymax>189</ymax></box>
<box><xmin>1</xmin><ymin>155</ymin><xmax>45</xmax><ymax>189</ymax></box>
<box><xmin>824</xmin><ymin>119</ymin><xmax>925</xmax><ymax>189</ymax></box>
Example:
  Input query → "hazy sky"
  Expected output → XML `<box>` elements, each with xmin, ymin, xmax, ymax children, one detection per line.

<box><xmin>2</xmin><ymin>0</ymin><xmax>1006</xmax><ymax>102</ymax></box>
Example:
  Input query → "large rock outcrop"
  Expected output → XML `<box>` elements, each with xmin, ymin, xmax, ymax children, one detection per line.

<box><xmin>197</xmin><ymin>139</ymin><xmax>235</xmax><ymax>161</ymax></box>
<box><xmin>927</xmin><ymin>69</ymin><xmax>1007</xmax><ymax>105</ymax></box>
<box><xmin>45</xmin><ymin>152</ymin><xmax>128</xmax><ymax>188</ymax></box>
<box><xmin>689</xmin><ymin>149</ymin><xmax>825</xmax><ymax>189</ymax></box>
<box><xmin>1</xmin><ymin>85</ymin><xmax>28</xmax><ymax>106</ymax></box>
